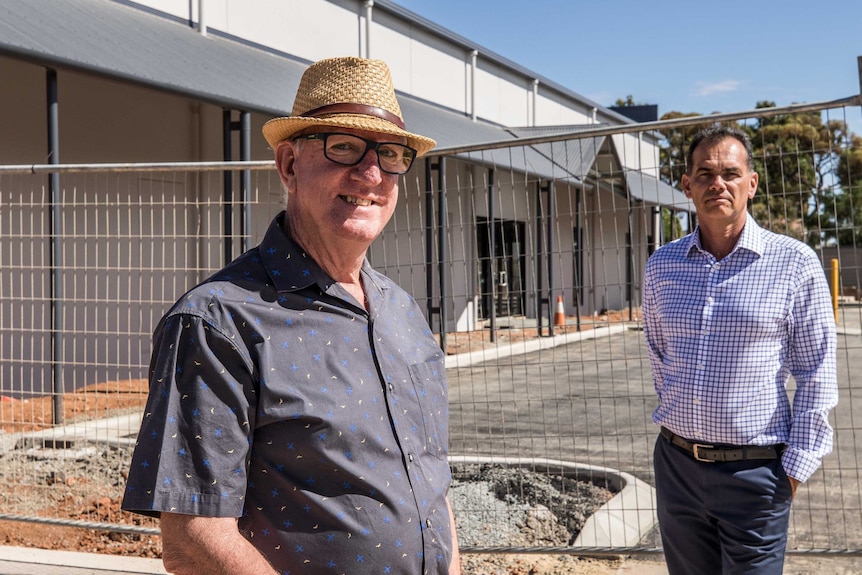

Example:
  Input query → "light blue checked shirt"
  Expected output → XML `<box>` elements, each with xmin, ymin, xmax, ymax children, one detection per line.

<box><xmin>643</xmin><ymin>214</ymin><xmax>838</xmax><ymax>482</ymax></box>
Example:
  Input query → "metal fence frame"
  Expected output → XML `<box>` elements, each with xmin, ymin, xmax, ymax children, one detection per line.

<box><xmin>1</xmin><ymin>95</ymin><xmax>862</xmax><ymax>559</ymax></box>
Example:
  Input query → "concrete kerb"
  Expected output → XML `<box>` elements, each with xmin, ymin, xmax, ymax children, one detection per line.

<box><xmin>0</xmin><ymin>545</ymin><xmax>168</xmax><ymax>574</ymax></box>
<box><xmin>444</xmin><ymin>323</ymin><xmax>632</xmax><ymax>369</ymax></box>
<box><xmin>449</xmin><ymin>455</ymin><xmax>658</xmax><ymax>550</ymax></box>
<box><xmin>2</xmin><ymin>413</ymin><xmax>140</xmax><ymax>456</ymax></box>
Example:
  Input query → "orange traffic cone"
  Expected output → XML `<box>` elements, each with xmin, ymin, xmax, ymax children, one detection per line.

<box><xmin>553</xmin><ymin>295</ymin><xmax>566</xmax><ymax>327</ymax></box>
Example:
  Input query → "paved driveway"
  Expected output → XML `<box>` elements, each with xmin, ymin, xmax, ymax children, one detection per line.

<box><xmin>448</xmin><ymin>307</ymin><xmax>862</xmax><ymax>551</ymax></box>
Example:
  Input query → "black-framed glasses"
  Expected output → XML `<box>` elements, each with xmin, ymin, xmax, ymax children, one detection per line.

<box><xmin>293</xmin><ymin>132</ymin><xmax>417</xmax><ymax>175</ymax></box>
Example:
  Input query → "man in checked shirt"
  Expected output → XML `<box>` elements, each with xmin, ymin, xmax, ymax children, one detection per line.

<box><xmin>643</xmin><ymin>125</ymin><xmax>838</xmax><ymax>574</ymax></box>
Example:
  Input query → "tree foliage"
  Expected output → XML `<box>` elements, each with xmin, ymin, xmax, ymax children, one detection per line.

<box><xmin>614</xmin><ymin>95</ymin><xmax>641</xmax><ymax>107</ymax></box>
<box><xmin>832</xmin><ymin>133</ymin><xmax>862</xmax><ymax>245</ymax></box>
<box><xmin>654</xmin><ymin>101</ymin><xmax>862</xmax><ymax>246</ymax></box>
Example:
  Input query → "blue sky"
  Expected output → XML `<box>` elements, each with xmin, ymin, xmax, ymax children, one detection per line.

<box><xmin>391</xmin><ymin>0</ymin><xmax>862</xmax><ymax>134</ymax></box>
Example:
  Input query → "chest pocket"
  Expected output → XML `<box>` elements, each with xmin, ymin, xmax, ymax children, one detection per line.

<box><xmin>407</xmin><ymin>361</ymin><xmax>449</xmax><ymax>461</ymax></box>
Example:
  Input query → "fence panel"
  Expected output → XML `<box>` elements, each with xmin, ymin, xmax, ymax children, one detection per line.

<box><xmin>0</xmin><ymin>102</ymin><xmax>860</xmax><ymax>562</ymax></box>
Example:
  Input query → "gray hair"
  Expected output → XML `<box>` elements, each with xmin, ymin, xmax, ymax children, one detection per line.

<box><xmin>685</xmin><ymin>125</ymin><xmax>756</xmax><ymax>173</ymax></box>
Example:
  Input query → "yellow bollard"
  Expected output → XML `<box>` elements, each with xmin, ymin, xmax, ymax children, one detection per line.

<box><xmin>832</xmin><ymin>258</ymin><xmax>839</xmax><ymax>324</ymax></box>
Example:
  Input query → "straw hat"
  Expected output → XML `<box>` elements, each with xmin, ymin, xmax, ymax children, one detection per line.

<box><xmin>262</xmin><ymin>56</ymin><xmax>436</xmax><ymax>157</ymax></box>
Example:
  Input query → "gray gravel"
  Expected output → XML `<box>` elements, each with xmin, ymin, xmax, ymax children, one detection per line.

<box><xmin>449</xmin><ymin>463</ymin><xmax>615</xmax><ymax>548</ymax></box>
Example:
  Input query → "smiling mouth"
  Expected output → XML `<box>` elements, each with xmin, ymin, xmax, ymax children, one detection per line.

<box><xmin>341</xmin><ymin>195</ymin><xmax>373</xmax><ymax>206</ymax></box>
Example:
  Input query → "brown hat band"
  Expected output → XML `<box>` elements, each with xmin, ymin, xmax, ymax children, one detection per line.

<box><xmin>301</xmin><ymin>103</ymin><xmax>405</xmax><ymax>130</ymax></box>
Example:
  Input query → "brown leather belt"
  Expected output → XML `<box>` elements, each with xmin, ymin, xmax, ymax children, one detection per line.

<box><xmin>660</xmin><ymin>427</ymin><xmax>784</xmax><ymax>463</ymax></box>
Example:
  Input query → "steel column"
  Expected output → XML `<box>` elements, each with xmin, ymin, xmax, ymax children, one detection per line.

<box><xmin>423</xmin><ymin>157</ymin><xmax>448</xmax><ymax>351</ymax></box>
<box><xmin>488</xmin><ymin>168</ymin><xmax>496</xmax><ymax>343</ymax></box>
<box><xmin>437</xmin><ymin>158</ymin><xmax>448</xmax><ymax>351</ymax></box>
<box><xmin>424</xmin><ymin>158</ymin><xmax>435</xmax><ymax>323</ymax></box>
<box><xmin>546</xmin><ymin>181</ymin><xmax>555</xmax><ymax>336</ymax></box>
<box><xmin>535</xmin><ymin>182</ymin><xmax>544</xmax><ymax>335</ymax></box>
<box><xmin>222</xmin><ymin>109</ymin><xmax>234</xmax><ymax>264</ymax></box>
<box><xmin>240</xmin><ymin>111</ymin><xmax>251</xmax><ymax>254</ymax></box>
<box><xmin>47</xmin><ymin>68</ymin><xmax>64</xmax><ymax>425</ymax></box>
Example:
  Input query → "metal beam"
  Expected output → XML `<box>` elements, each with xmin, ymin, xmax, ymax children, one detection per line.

<box><xmin>426</xmin><ymin>95</ymin><xmax>862</xmax><ymax>157</ymax></box>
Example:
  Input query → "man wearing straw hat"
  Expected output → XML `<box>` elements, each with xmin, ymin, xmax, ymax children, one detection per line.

<box><xmin>123</xmin><ymin>56</ymin><xmax>461</xmax><ymax>575</ymax></box>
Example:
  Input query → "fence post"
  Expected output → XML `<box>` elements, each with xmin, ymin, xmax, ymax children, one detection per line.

<box><xmin>832</xmin><ymin>258</ymin><xmax>839</xmax><ymax>323</ymax></box>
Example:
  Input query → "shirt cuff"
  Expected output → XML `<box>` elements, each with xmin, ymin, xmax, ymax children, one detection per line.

<box><xmin>781</xmin><ymin>446</ymin><xmax>822</xmax><ymax>483</ymax></box>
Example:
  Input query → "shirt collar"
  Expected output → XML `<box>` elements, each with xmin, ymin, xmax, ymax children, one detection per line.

<box><xmin>259</xmin><ymin>211</ymin><xmax>334</xmax><ymax>293</ymax></box>
<box><xmin>686</xmin><ymin>213</ymin><xmax>764</xmax><ymax>259</ymax></box>
<box><xmin>259</xmin><ymin>212</ymin><xmax>389</xmax><ymax>301</ymax></box>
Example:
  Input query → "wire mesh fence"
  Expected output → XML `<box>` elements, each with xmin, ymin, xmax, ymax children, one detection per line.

<box><xmin>0</xmin><ymin>100</ymin><xmax>861</xmax><ymax>560</ymax></box>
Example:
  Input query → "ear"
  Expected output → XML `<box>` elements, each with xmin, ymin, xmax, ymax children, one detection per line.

<box><xmin>275</xmin><ymin>141</ymin><xmax>298</xmax><ymax>191</ymax></box>
<box><xmin>681</xmin><ymin>173</ymin><xmax>693</xmax><ymax>198</ymax></box>
<box><xmin>747</xmin><ymin>171</ymin><xmax>759</xmax><ymax>199</ymax></box>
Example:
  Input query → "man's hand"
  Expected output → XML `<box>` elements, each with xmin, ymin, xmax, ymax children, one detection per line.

<box><xmin>789</xmin><ymin>476</ymin><xmax>800</xmax><ymax>499</ymax></box>
<box><xmin>446</xmin><ymin>497</ymin><xmax>462</xmax><ymax>575</ymax></box>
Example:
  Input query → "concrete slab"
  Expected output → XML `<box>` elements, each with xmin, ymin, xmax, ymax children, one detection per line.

<box><xmin>0</xmin><ymin>546</ymin><xmax>166</xmax><ymax>574</ymax></box>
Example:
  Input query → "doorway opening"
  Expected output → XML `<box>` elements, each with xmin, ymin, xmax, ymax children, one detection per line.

<box><xmin>477</xmin><ymin>217</ymin><xmax>526</xmax><ymax>319</ymax></box>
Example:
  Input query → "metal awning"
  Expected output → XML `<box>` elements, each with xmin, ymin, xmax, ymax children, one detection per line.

<box><xmin>624</xmin><ymin>171</ymin><xmax>693</xmax><ymax>211</ymax></box>
<box><xmin>508</xmin><ymin>127</ymin><xmax>605</xmax><ymax>180</ymax></box>
<box><xmin>0</xmin><ymin>0</ymin><xmax>307</xmax><ymax>117</ymax></box>
<box><xmin>0</xmin><ymin>0</ymin><xmax>517</xmax><ymax>151</ymax></box>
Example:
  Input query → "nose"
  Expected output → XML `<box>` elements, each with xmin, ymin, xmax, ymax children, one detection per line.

<box><xmin>351</xmin><ymin>148</ymin><xmax>383</xmax><ymax>184</ymax></box>
<box><xmin>707</xmin><ymin>174</ymin><xmax>726</xmax><ymax>190</ymax></box>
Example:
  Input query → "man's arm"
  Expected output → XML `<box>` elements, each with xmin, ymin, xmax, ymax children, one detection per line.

<box><xmin>160</xmin><ymin>513</ymin><xmax>279</xmax><ymax>575</ymax></box>
<box><xmin>783</xmin><ymin>254</ymin><xmax>839</xmax><ymax>483</ymax></box>
<box><xmin>446</xmin><ymin>496</ymin><xmax>461</xmax><ymax>575</ymax></box>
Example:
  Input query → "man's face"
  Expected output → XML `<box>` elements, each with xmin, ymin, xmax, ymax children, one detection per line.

<box><xmin>681</xmin><ymin>137</ymin><xmax>758</xmax><ymax>228</ymax></box>
<box><xmin>276</xmin><ymin>127</ymin><xmax>402</xmax><ymax>251</ymax></box>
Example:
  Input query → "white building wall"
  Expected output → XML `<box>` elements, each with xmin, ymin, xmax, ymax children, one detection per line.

<box><xmin>612</xmin><ymin>132</ymin><xmax>662</xmax><ymax>173</ymax></box>
<box><xmin>374</xmin><ymin>19</ymin><xmax>470</xmax><ymax>114</ymax></box>
<box><xmin>474</xmin><ymin>65</ymin><xmax>531</xmax><ymax>127</ymax></box>
<box><xmin>124</xmin><ymin>0</ymin><xmax>655</xmax><ymax>147</ymax></box>
<box><xmin>227</xmin><ymin>0</ymin><xmax>360</xmax><ymax>62</ymax></box>
<box><xmin>535</xmin><ymin>93</ymin><xmax>593</xmax><ymax>126</ymax></box>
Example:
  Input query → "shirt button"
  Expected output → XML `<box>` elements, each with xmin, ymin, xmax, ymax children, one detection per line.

<box><xmin>697</xmin><ymin>363</ymin><xmax>704</xmax><ymax>370</ymax></box>
<box><xmin>388</xmin><ymin>383</ymin><xmax>394</xmax><ymax>391</ymax></box>
<box><xmin>706</xmin><ymin>296</ymin><xmax>714</xmax><ymax>304</ymax></box>
<box><xmin>713</xmin><ymin>263</ymin><xmax>720</xmax><ymax>271</ymax></box>
<box><xmin>425</xmin><ymin>519</ymin><xmax>433</xmax><ymax>528</ymax></box>
<box><xmin>408</xmin><ymin>453</ymin><xmax>414</xmax><ymax>462</ymax></box>
<box><xmin>694</xmin><ymin>397</ymin><xmax>701</xmax><ymax>404</ymax></box>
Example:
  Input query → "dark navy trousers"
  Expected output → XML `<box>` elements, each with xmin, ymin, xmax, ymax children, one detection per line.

<box><xmin>654</xmin><ymin>434</ymin><xmax>793</xmax><ymax>575</ymax></box>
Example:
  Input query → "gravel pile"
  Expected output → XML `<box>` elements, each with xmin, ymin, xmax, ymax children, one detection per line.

<box><xmin>449</xmin><ymin>463</ymin><xmax>617</xmax><ymax>574</ymax></box>
<box><xmin>449</xmin><ymin>463</ymin><xmax>615</xmax><ymax>548</ymax></box>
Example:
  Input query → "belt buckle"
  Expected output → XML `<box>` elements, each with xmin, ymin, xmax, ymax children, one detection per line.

<box><xmin>692</xmin><ymin>443</ymin><xmax>715</xmax><ymax>462</ymax></box>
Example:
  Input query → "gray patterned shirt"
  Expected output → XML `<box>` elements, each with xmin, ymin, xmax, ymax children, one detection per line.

<box><xmin>123</xmin><ymin>212</ymin><xmax>453</xmax><ymax>574</ymax></box>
